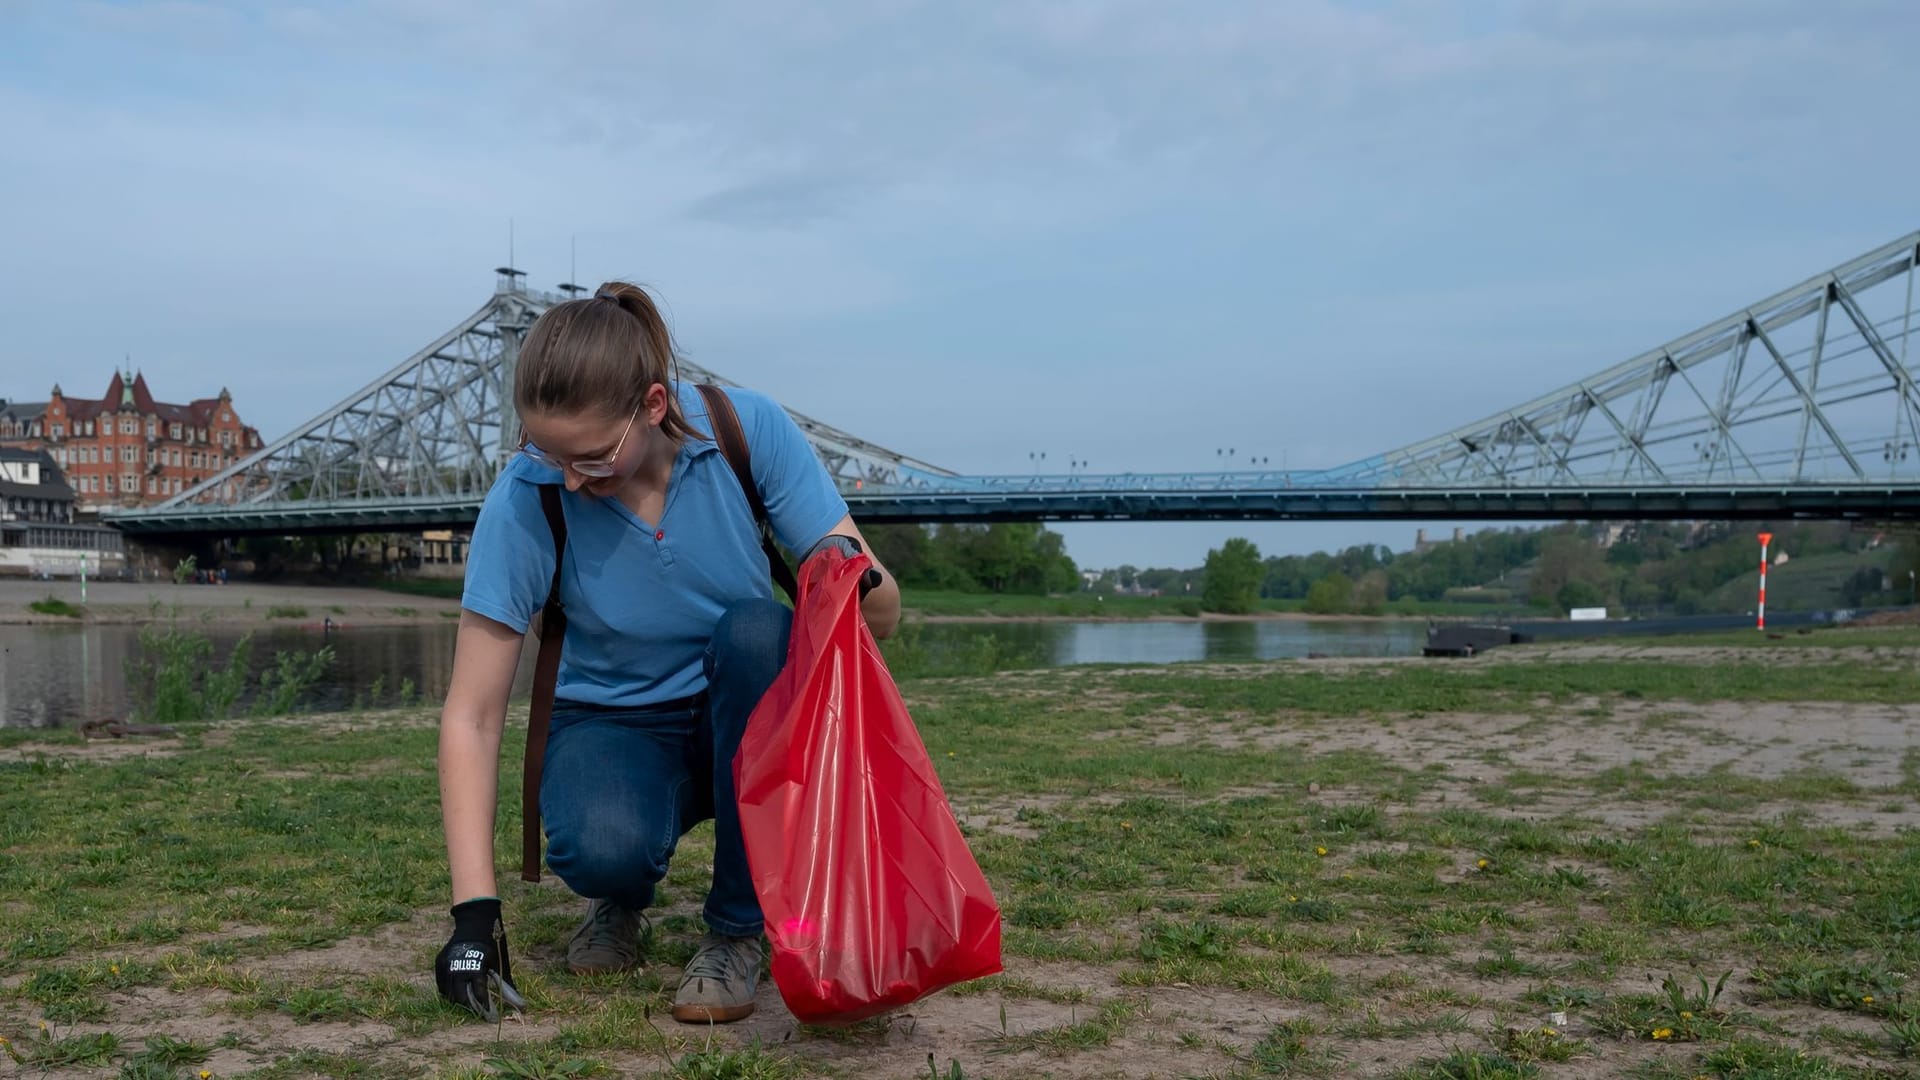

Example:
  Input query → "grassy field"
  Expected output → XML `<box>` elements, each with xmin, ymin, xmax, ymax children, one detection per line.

<box><xmin>3</xmin><ymin>630</ymin><xmax>1919</xmax><ymax>1078</ymax></box>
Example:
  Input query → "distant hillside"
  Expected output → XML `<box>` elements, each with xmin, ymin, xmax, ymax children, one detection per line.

<box><xmin>1213</xmin><ymin>520</ymin><xmax>1916</xmax><ymax>617</ymax></box>
<box><xmin>1703</xmin><ymin>547</ymin><xmax>1896</xmax><ymax>613</ymax></box>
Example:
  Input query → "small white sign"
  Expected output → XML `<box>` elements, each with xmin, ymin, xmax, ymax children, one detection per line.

<box><xmin>1569</xmin><ymin>607</ymin><xmax>1608</xmax><ymax>621</ymax></box>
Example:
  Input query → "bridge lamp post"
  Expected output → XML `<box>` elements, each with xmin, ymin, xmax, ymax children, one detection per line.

<box><xmin>1885</xmin><ymin>440</ymin><xmax>1911</xmax><ymax>480</ymax></box>
<box><xmin>1029</xmin><ymin>450</ymin><xmax>1046</xmax><ymax>476</ymax></box>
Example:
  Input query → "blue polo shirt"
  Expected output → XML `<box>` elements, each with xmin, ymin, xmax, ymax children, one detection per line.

<box><xmin>461</xmin><ymin>382</ymin><xmax>849</xmax><ymax>708</ymax></box>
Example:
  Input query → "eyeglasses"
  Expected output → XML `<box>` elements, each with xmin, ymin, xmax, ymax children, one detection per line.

<box><xmin>519</xmin><ymin>406</ymin><xmax>640</xmax><ymax>478</ymax></box>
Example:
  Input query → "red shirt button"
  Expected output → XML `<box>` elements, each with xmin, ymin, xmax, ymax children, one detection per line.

<box><xmin>655</xmin><ymin>530</ymin><xmax>665</xmax><ymax>541</ymax></box>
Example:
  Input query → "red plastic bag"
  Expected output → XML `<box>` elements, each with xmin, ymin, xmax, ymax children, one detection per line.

<box><xmin>734</xmin><ymin>546</ymin><xmax>1003</xmax><ymax>1024</ymax></box>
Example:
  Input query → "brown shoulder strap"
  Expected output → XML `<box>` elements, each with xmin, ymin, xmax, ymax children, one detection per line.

<box><xmin>696</xmin><ymin>383</ymin><xmax>799</xmax><ymax>604</ymax></box>
<box><xmin>521</xmin><ymin>483</ymin><xmax>567</xmax><ymax>883</ymax></box>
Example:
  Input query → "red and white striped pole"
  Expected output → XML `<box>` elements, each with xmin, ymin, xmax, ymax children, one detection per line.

<box><xmin>1757</xmin><ymin>532</ymin><xmax>1773</xmax><ymax>630</ymax></box>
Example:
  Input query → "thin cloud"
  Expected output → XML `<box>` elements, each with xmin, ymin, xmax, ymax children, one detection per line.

<box><xmin>2</xmin><ymin>0</ymin><xmax>1916</xmax><ymax>568</ymax></box>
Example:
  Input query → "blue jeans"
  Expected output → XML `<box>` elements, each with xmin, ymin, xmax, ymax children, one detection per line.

<box><xmin>540</xmin><ymin>598</ymin><xmax>791</xmax><ymax>937</ymax></box>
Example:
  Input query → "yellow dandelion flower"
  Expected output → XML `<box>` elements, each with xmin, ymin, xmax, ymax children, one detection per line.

<box><xmin>110</xmin><ymin>964</ymin><xmax>119</xmax><ymax>975</ymax></box>
<box><xmin>1315</xmin><ymin>846</ymin><xmax>1328</xmax><ymax>857</ymax></box>
<box><xmin>1541</xmin><ymin>1027</ymin><xmax>1557</xmax><ymax>1036</ymax></box>
<box><xmin>1748</xmin><ymin>839</ymin><xmax>1762</xmax><ymax>847</ymax></box>
<box><xmin>1288</xmin><ymin>895</ymin><xmax>1298</xmax><ymax>903</ymax></box>
<box><xmin>947</xmin><ymin>751</ymin><xmax>955</xmax><ymax>758</ymax></box>
<box><xmin>1652</xmin><ymin>1027</ymin><xmax>1673</xmax><ymax>1040</ymax></box>
<box><xmin>1120</xmin><ymin>821</ymin><xmax>1132</xmax><ymax>830</ymax></box>
<box><xmin>1862</xmin><ymin>995</ymin><xmax>1874</xmax><ymax>1004</ymax></box>
<box><xmin>1477</xmin><ymin>858</ymin><xmax>1490</xmax><ymax>869</ymax></box>
<box><xmin>200</xmin><ymin>1071</ymin><xmax>212</xmax><ymax>1080</ymax></box>
<box><xmin>1680</xmin><ymin>1010</ymin><xmax>1692</xmax><ymax>1019</ymax></box>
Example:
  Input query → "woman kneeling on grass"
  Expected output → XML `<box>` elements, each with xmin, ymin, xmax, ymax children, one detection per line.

<box><xmin>433</xmin><ymin>282</ymin><xmax>899</xmax><ymax>1023</ymax></box>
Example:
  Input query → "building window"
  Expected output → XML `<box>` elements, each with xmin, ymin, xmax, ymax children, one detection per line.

<box><xmin>123</xmin><ymin>473</ymin><xmax>136</xmax><ymax>492</ymax></box>
<box><xmin>146</xmin><ymin>418</ymin><xmax>157</xmax><ymax>437</ymax></box>
<box><xmin>220</xmin><ymin>431</ymin><xmax>233</xmax><ymax>449</ymax></box>
<box><xmin>170</xmin><ymin>422</ymin><xmax>181</xmax><ymax>439</ymax></box>
<box><xmin>121</xmin><ymin>447</ymin><xmax>134</xmax><ymax>464</ymax></box>
<box><xmin>221</xmin><ymin>410</ymin><xmax>231</xmax><ymax>423</ymax></box>
<box><xmin>105</xmin><ymin>476</ymin><xmax>115</xmax><ymax>493</ymax></box>
<box><xmin>52</xmin><ymin>423</ymin><xmax>63</xmax><ymax>438</ymax></box>
<box><xmin>147</xmin><ymin>477</ymin><xmax>156</xmax><ymax>495</ymax></box>
<box><xmin>120</xmin><ymin>417</ymin><xmax>135</xmax><ymax>435</ymax></box>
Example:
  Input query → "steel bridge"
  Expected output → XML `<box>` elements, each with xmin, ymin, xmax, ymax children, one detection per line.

<box><xmin>108</xmin><ymin>230</ymin><xmax>1920</xmax><ymax>537</ymax></box>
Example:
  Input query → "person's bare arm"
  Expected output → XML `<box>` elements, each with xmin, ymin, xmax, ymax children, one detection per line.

<box><xmin>438</xmin><ymin>609</ymin><xmax>526</xmax><ymax>903</ymax></box>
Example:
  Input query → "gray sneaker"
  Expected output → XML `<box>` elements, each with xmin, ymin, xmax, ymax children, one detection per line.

<box><xmin>566</xmin><ymin>898</ymin><xmax>649</xmax><ymax>975</ymax></box>
<box><xmin>671</xmin><ymin>931</ymin><xmax>766</xmax><ymax>1023</ymax></box>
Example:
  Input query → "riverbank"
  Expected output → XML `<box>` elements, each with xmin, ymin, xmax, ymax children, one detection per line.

<box><xmin>899</xmin><ymin>588</ymin><xmax>1536</xmax><ymax>622</ymax></box>
<box><xmin>2</xmin><ymin>633</ymin><xmax>1917</xmax><ymax>1076</ymax></box>
<box><xmin>0</xmin><ymin>579</ymin><xmax>464</xmax><ymax>627</ymax></box>
<box><xmin>3</xmin><ymin>577</ymin><xmax>1532</xmax><ymax>627</ymax></box>
<box><xmin>911</xmin><ymin>608</ymin><xmax>1436</xmax><ymax>623</ymax></box>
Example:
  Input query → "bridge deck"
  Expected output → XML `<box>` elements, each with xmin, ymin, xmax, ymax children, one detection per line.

<box><xmin>102</xmin><ymin>476</ymin><xmax>1920</xmax><ymax>535</ymax></box>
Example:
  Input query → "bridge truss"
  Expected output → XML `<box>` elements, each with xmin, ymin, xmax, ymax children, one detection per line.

<box><xmin>115</xmin><ymin>271</ymin><xmax>952</xmax><ymax>533</ymax></box>
<box><xmin>109</xmin><ymin>232</ymin><xmax>1920</xmax><ymax>535</ymax></box>
<box><xmin>853</xmin><ymin>229</ymin><xmax>1920</xmax><ymax>523</ymax></box>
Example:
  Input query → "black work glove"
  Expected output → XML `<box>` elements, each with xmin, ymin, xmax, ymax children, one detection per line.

<box><xmin>434</xmin><ymin>897</ymin><xmax>528</xmax><ymax>1021</ymax></box>
<box><xmin>804</xmin><ymin>535</ymin><xmax>883</xmax><ymax>598</ymax></box>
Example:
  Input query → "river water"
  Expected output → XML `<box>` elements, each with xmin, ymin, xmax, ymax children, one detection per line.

<box><xmin>0</xmin><ymin>617</ymin><xmax>1425</xmax><ymax>730</ymax></box>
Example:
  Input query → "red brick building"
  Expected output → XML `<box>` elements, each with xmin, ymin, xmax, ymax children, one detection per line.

<box><xmin>0</xmin><ymin>371</ymin><xmax>262</xmax><ymax>512</ymax></box>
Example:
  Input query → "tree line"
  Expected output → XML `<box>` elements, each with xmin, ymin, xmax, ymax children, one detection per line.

<box><xmin>1165</xmin><ymin>521</ymin><xmax>1920</xmax><ymax>616</ymax></box>
<box><xmin>862</xmin><ymin>523</ymin><xmax>1081</xmax><ymax>595</ymax></box>
<box><xmin>234</xmin><ymin>516</ymin><xmax>1915</xmax><ymax>619</ymax></box>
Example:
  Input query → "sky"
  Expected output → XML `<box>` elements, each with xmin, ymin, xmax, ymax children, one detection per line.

<box><xmin>2</xmin><ymin>0</ymin><xmax>1916</xmax><ymax>569</ymax></box>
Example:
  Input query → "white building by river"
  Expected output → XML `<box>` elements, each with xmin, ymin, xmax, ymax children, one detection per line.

<box><xmin>0</xmin><ymin>446</ymin><xmax>126</xmax><ymax>578</ymax></box>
